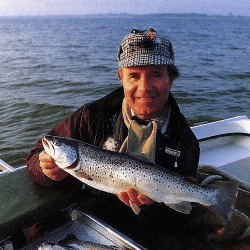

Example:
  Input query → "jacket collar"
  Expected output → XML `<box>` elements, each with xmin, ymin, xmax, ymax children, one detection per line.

<box><xmin>87</xmin><ymin>86</ymin><xmax>124</xmax><ymax>120</ymax></box>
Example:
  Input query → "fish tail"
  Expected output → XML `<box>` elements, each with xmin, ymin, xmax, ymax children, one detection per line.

<box><xmin>208</xmin><ymin>181</ymin><xmax>239</xmax><ymax>225</ymax></box>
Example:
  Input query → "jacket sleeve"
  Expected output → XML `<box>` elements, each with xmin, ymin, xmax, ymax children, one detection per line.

<box><xmin>27</xmin><ymin>87</ymin><xmax>124</xmax><ymax>187</ymax></box>
<box><xmin>26</xmin><ymin>106</ymin><xmax>89</xmax><ymax>187</ymax></box>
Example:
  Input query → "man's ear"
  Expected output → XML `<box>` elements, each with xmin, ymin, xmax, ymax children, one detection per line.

<box><xmin>169</xmin><ymin>79</ymin><xmax>174</xmax><ymax>89</ymax></box>
<box><xmin>117</xmin><ymin>67</ymin><xmax>122</xmax><ymax>81</ymax></box>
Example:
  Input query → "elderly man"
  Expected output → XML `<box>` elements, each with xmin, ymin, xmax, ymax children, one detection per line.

<box><xmin>27</xmin><ymin>28</ymin><xmax>199</xmax><ymax>187</ymax></box>
<box><xmin>26</xmin><ymin>28</ymin><xmax>200</xmax><ymax>248</ymax></box>
<box><xmin>27</xmin><ymin>28</ymin><xmax>199</xmax><ymax>207</ymax></box>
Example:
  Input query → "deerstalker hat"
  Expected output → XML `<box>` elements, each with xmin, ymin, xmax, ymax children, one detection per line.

<box><xmin>117</xmin><ymin>28</ymin><xmax>175</xmax><ymax>68</ymax></box>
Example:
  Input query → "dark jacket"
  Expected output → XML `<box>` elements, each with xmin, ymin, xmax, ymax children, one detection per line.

<box><xmin>26</xmin><ymin>87</ymin><xmax>201</xmax><ymax>249</ymax></box>
<box><xmin>27</xmin><ymin>87</ymin><xmax>199</xmax><ymax>187</ymax></box>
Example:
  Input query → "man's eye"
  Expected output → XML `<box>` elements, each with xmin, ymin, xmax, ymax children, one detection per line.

<box><xmin>129</xmin><ymin>74</ymin><xmax>139</xmax><ymax>79</ymax></box>
<box><xmin>153</xmin><ymin>73</ymin><xmax>162</xmax><ymax>78</ymax></box>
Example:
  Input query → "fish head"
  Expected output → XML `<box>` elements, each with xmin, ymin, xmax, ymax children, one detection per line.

<box><xmin>42</xmin><ymin>135</ymin><xmax>78</xmax><ymax>169</ymax></box>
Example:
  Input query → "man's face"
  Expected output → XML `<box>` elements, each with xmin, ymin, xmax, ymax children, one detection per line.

<box><xmin>121</xmin><ymin>65</ymin><xmax>173</xmax><ymax>120</ymax></box>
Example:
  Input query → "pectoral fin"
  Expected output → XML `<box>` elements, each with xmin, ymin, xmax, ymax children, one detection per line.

<box><xmin>129</xmin><ymin>200</ymin><xmax>141</xmax><ymax>215</ymax></box>
<box><xmin>75</xmin><ymin>171</ymin><xmax>93</xmax><ymax>181</ymax></box>
<box><xmin>165</xmin><ymin>201</ymin><xmax>192</xmax><ymax>214</ymax></box>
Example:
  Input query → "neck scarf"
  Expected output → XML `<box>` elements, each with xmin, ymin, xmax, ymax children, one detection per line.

<box><xmin>120</xmin><ymin>99</ymin><xmax>169</xmax><ymax>162</ymax></box>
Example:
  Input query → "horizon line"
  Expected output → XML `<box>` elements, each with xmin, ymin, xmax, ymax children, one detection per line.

<box><xmin>0</xmin><ymin>12</ymin><xmax>249</xmax><ymax>18</ymax></box>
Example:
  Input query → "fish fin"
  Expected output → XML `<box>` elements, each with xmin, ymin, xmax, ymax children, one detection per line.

<box><xmin>129</xmin><ymin>200</ymin><xmax>141</xmax><ymax>215</ymax></box>
<box><xmin>75</xmin><ymin>171</ymin><xmax>93</xmax><ymax>181</ymax></box>
<box><xmin>208</xmin><ymin>181</ymin><xmax>239</xmax><ymax>225</ymax></box>
<box><xmin>66</xmin><ymin>158</ymin><xmax>79</xmax><ymax>170</ymax></box>
<box><xmin>165</xmin><ymin>201</ymin><xmax>192</xmax><ymax>214</ymax></box>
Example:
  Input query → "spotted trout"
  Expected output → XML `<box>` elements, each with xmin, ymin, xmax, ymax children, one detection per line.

<box><xmin>42</xmin><ymin>135</ymin><xmax>239</xmax><ymax>224</ymax></box>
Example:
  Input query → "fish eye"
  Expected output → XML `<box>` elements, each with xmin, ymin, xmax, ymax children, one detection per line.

<box><xmin>53</xmin><ymin>140</ymin><xmax>60</xmax><ymax>146</ymax></box>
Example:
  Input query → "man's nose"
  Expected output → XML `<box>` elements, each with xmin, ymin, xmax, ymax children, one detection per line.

<box><xmin>138</xmin><ymin>74</ymin><xmax>152</xmax><ymax>91</ymax></box>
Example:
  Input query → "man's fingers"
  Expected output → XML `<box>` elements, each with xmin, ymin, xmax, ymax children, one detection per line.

<box><xmin>137</xmin><ymin>194</ymin><xmax>154</xmax><ymax>205</ymax></box>
<box><xmin>117</xmin><ymin>192</ymin><xmax>130</xmax><ymax>206</ymax></box>
<box><xmin>117</xmin><ymin>188</ymin><xmax>153</xmax><ymax>207</ymax></box>
<box><xmin>43</xmin><ymin>167</ymin><xmax>68</xmax><ymax>181</ymax></box>
<box><xmin>39</xmin><ymin>151</ymin><xmax>57</xmax><ymax>169</ymax></box>
<box><xmin>127</xmin><ymin>187</ymin><xmax>142</xmax><ymax>206</ymax></box>
<box><xmin>39</xmin><ymin>151</ymin><xmax>54</xmax><ymax>162</ymax></box>
<box><xmin>40</xmin><ymin>161</ymin><xmax>57</xmax><ymax>170</ymax></box>
<box><xmin>43</xmin><ymin>166</ymin><xmax>63</xmax><ymax>175</ymax></box>
<box><xmin>39</xmin><ymin>151</ymin><xmax>68</xmax><ymax>181</ymax></box>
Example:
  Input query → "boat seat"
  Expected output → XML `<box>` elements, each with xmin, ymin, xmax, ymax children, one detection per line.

<box><xmin>0</xmin><ymin>168</ymin><xmax>77</xmax><ymax>241</ymax></box>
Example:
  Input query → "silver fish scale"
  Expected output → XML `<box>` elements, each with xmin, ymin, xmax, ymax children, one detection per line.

<box><xmin>75</xmin><ymin>141</ymin><xmax>215</xmax><ymax>205</ymax></box>
<box><xmin>74</xmin><ymin>144</ymin><xmax>135</xmax><ymax>193</ymax></box>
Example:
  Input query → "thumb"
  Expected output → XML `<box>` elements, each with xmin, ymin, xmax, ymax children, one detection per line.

<box><xmin>39</xmin><ymin>150</ymin><xmax>54</xmax><ymax>162</ymax></box>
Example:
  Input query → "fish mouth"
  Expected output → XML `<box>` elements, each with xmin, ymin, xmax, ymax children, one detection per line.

<box><xmin>42</xmin><ymin>136</ymin><xmax>55</xmax><ymax>156</ymax></box>
<box><xmin>42</xmin><ymin>137</ymin><xmax>49</xmax><ymax>148</ymax></box>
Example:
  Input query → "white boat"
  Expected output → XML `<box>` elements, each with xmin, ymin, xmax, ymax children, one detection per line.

<box><xmin>192</xmin><ymin>115</ymin><xmax>250</xmax><ymax>188</ymax></box>
<box><xmin>1</xmin><ymin>116</ymin><xmax>250</xmax><ymax>249</ymax></box>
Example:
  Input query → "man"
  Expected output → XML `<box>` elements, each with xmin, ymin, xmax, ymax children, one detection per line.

<box><xmin>26</xmin><ymin>28</ymin><xmax>200</xmax><ymax>249</ymax></box>
<box><xmin>27</xmin><ymin>28</ymin><xmax>199</xmax><ymax>203</ymax></box>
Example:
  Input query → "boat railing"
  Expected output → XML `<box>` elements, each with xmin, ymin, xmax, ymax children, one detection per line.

<box><xmin>192</xmin><ymin>115</ymin><xmax>250</xmax><ymax>141</ymax></box>
<box><xmin>0</xmin><ymin>159</ymin><xmax>26</xmax><ymax>177</ymax></box>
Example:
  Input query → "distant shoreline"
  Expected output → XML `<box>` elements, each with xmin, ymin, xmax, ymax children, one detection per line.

<box><xmin>0</xmin><ymin>13</ymin><xmax>249</xmax><ymax>18</ymax></box>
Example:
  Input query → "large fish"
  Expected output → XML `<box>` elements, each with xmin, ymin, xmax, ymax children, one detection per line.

<box><xmin>42</xmin><ymin>135</ymin><xmax>239</xmax><ymax>224</ymax></box>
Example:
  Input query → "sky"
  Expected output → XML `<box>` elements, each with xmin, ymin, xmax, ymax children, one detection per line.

<box><xmin>0</xmin><ymin>0</ymin><xmax>249</xmax><ymax>17</ymax></box>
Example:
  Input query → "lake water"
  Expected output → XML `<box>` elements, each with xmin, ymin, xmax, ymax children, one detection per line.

<box><xmin>0</xmin><ymin>14</ymin><xmax>249</xmax><ymax>167</ymax></box>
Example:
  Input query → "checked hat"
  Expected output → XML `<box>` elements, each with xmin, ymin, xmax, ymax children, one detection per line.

<box><xmin>118</xmin><ymin>28</ymin><xmax>175</xmax><ymax>68</ymax></box>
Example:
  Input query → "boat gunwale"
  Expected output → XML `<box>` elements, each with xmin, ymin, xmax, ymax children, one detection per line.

<box><xmin>198</xmin><ymin>132</ymin><xmax>250</xmax><ymax>142</ymax></box>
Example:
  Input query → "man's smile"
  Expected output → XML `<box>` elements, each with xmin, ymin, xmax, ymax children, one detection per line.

<box><xmin>136</xmin><ymin>97</ymin><xmax>155</xmax><ymax>99</ymax></box>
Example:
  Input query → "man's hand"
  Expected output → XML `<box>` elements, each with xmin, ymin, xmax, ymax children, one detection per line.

<box><xmin>39</xmin><ymin>151</ymin><xmax>68</xmax><ymax>181</ymax></box>
<box><xmin>117</xmin><ymin>187</ymin><xmax>154</xmax><ymax>207</ymax></box>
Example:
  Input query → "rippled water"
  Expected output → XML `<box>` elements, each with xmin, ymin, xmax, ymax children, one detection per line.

<box><xmin>0</xmin><ymin>14</ymin><xmax>249</xmax><ymax>167</ymax></box>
